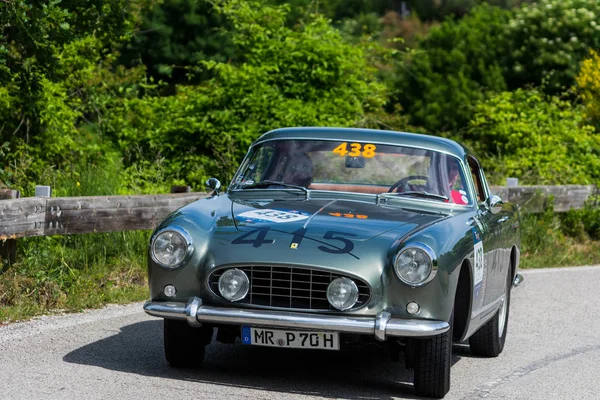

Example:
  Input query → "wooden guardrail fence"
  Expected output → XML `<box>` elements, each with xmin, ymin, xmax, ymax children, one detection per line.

<box><xmin>489</xmin><ymin>185</ymin><xmax>597</xmax><ymax>213</ymax></box>
<box><xmin>0</xmin><ymin>184</ymin><xmax>598</xmax><ymax>261</ymax></box>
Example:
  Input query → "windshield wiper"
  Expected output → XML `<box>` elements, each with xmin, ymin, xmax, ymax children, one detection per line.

<box><xmin>236</xmin><ymin>180</ymin><xmax>310</xmax><ymax>197</ymax></box>
<box><xmin>380</xmin><ymin>191</ymin><xmax>449</xmax><ymax>202</ymax></box>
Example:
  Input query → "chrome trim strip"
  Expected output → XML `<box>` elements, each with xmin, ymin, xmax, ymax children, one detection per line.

<box><xmin>471</xmin><ymin>294</ymin><xmax>504</xmax><ymax>320</ymax></box>
<box><xmin>144</xmin><ymin>301</ymin><xmax>187</xmax><ymax>319</ymax></box>
<box><xmin>143</xmin><ymin>298</ymin><xmax>450</xmax><ymax>339</ymax></box>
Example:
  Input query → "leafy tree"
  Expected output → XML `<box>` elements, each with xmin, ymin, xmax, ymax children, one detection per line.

<box><xmin>505</xmin><ymin>0</ymin><xmax>600</xmax><ymax>94</ymax></box>
<box><xmin>270</xmin><ymin>0</ymin><xmax>394</xmax><ymax>24</ymax></box>
<box><xmin>119</xmin><ymin>0</ymin><xmax>236</xmax><ymax>85</ymax></box>
<box><xmin>390</xmin><ymin>4</ymin><xmax>511</xmax><ymax>133</ymax></box>
<box><xmin>406</xmin><ymin>0</ymin><xmax>529</xmax><ymax>22</ymax></box>
<box><xmin>0</xmin><ymin>1</ymin><xmax>146</xmax><ymax>165</ymax></box>
<box><xmin>106</xmin><ymin>0</ymin><xmax>388</xmax><ymax>188</ymax></box>
<box><xmin>408</xmin><ymin>0</ymin><xmax>478</xmax><ymax>21</ymax></box>
<box><xmin>464</xmin><ymin>88</ymin><xmax>600</xmax><ymax>185</ymax></box>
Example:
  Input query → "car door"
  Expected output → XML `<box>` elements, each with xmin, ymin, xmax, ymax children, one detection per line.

<box><xmin>466</xmin><ymin>156</ymin><xmax>501</xmax><ymax>314</ymax></box>
<box><xmin>480</xmin><ymin>166</ymin><xmax>514</xmax><ymax>285</ymax></box>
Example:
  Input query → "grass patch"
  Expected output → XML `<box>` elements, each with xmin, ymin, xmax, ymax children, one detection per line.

<box><xmin>521</xmin><ymin>239</ymin><xmax>600</xmax><ymax>269</ymax></box>
<box><xmin>520</xmin><ymin>202</ymin><xmax>600</xmax><ymax>268</ymax></box>
<box><xmin>1</xmin><ymin>155</ymin><xmax>164</xmax><ymax>324</ymax></box>
<box><xmin>0</xmin><ymin>231</ymin><xmax>150</xmax><ymax>324</ymax></box>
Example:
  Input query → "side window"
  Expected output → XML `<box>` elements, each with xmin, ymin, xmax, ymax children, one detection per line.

<box><xmin>467</xmin><ymin>157</ymin><xmax>486</xmax><ymax>203</ymax></box>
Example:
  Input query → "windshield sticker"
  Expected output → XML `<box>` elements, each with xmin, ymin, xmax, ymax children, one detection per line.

<box><xmin>472</xmin><ymin>228</ymin><xmax>484</xmax><ymax>300</ymax></box>
<box><xmin>237</xmin><ymin>209</ymin><xmax>309</xmax><ymax>223</ymax></box>
<box><xmin>332</xmin><ymin>142</ymin><xmax>377</xmax><ymax>158</ymax></box>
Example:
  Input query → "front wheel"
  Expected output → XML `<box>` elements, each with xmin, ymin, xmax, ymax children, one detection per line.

<box><xmin>164</xmin><ymin>319</ymin><xmax>214</xmax><ymax>367</ymax></box>
<box><xmin>469</xmin><ymin>264</ymin><xmax>512</xmax><ymax>357</ymax></box>
<box><xmin>413</xmin><ymin>312</ymin><xmax>453</xmax><ymax>398</ymax></box>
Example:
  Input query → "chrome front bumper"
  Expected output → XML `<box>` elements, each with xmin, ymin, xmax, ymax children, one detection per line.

<box><xmin>143</xmin><ymin>297</ymin><xmax>449</xmax><ymax>341</ymax></box>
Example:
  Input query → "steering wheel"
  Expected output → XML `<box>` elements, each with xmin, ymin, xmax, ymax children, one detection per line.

<box><xmin>388</xmin><ymin>175</ymin><xmax>430</xmax><ymax>193</ymax></box>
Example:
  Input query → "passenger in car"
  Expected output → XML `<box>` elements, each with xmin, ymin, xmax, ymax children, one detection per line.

<box><xmin>447</xmin><ymin>160</ymin><xmax>468</xmax><ymax>205</ymax></box>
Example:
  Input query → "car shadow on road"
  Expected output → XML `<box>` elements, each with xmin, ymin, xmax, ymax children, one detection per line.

<box><xmin>64</xmin><ymin>320</ymin><xmax>463</xmax><ymax>400</ymax></box>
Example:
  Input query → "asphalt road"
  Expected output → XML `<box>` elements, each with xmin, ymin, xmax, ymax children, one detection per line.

<box><xmin>1</xmin><ymin>266</ymin><xmax>599</xmax><ymax>400</ymax></box>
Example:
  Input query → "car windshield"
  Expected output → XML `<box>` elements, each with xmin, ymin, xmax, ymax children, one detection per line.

<box><xmin>230</xmin><ymin>139</ymin><xmax>472</xmax><ymax>205</ymax></box>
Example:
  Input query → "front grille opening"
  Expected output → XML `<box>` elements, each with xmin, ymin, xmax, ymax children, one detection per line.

<box><xmin>209</xmin><ymin>265</ymin><xmax>370</xmax><ymax>311</ymax></box>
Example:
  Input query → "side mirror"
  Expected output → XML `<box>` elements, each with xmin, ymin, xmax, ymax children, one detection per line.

<box><xmin>205</xmin><ymin>178</ymin><xmax>221</xmax><ymax>194</ymax></box>
<box><xmin>489</xmin><ymin>194</ymin><xmax>503</xmax><ymax>213</ymax></box>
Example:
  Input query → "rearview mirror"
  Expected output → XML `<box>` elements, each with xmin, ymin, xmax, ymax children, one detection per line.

<box><xmin>345</xmin><ymin>156</ymin><xmax>365</xmax><ymax>168</ymax></box>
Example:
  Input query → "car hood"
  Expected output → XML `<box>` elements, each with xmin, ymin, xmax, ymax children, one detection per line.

<box><xmin>231</xmin><ymin>198</ymin><xmax>446</xmax><ymax>241</ymax></box>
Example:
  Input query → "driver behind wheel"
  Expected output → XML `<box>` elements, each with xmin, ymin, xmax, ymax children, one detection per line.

<box><xmin>281</xmin><ymin>152</ymin><xmax>313</xmax><ymax>188</ymax></box>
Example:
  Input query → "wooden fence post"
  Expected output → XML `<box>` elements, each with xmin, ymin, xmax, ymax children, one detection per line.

<box><xmin>0</xmin><ymin>189</ymin><xmax>20</xmax><ymax>268</ymax></box>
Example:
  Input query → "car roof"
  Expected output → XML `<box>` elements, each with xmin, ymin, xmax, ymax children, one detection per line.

<box><xmin>254</xmin><ymin>127</ymin><xmax>470</xmax><ymax>159</ymax></box>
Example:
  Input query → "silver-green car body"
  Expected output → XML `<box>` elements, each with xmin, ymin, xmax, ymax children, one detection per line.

<box><xmin>143</xmin><ymin>127</ymin><xmax>521</xmax><ymax>393</ymax></box>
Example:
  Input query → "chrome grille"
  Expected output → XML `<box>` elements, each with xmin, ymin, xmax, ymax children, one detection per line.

<box><xmin>209</xmin><ymin>265</ymin><xmax>370</xmax><ymax>311</ymax></box>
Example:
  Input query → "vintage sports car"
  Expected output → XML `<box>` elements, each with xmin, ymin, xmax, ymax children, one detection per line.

<box><xmin>143</xmin><ymin>127</ymin><xmax>522</xmax><ymax>398</ymax></box>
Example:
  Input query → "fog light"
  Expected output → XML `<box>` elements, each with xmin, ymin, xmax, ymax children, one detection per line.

<box><xmin>406</xmin><ymin>301</ymin><xmax>420</xmax><ymax>315</ymax></box>
<box><xmin>326</xmin><ymin>277</ymin><xmax>359</xmax><ymax>311</ymax></box>
<box><xmin>164</xmin><ymin>285</ymin><xmax>177</xmax><ymax>298</ymax></box>
<box><xmin>218</xmin><ymin>269</ymin><xmax>250</xmax><ymax>302</ymax></box>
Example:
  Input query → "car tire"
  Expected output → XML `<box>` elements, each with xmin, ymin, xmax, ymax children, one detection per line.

<box><xmin>469</xmin><ymin>264</ymin><xmax>512</xmax><ymax>357</ymax></box>
<box><xmin>413</xmin><ymin>311</ymin><xmax>453</xmax><ymax>399</ymax></box>
<box><xmin>164</xmin><ymin>319</ymin><xmax>213</xmax><ymax>367</ymax></box>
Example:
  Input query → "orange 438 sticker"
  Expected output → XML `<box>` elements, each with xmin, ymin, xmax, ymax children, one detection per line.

<box><xmin>332</xmin><ymin>142</ymin><xmax>376</xmax><ymax>158</ymax></box>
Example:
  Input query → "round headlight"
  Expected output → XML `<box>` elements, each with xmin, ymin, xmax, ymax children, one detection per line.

<box><xmin>151</xmin><ymin>227</ymin><xmax>193</xmax><ymax>269</ymax></box>
<box><xmin>394</xmin><ymin>245</ymin><xmax>435</xmax><ymax>286</ymax></box>
<box><xmin>326</xmin><ymin>277</ymin><xmax>359</xmax><ymax>311</ymax></box>
<box><xmin>218</xmin><ymin>269</ymin><xmax>250</xmax><ymax>302</ymax></box>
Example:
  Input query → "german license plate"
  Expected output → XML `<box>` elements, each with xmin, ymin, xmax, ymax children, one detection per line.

<box><xmin>241</xmin><ymin>326</ymin><xmax>339</xmax><ymax>350</ymax></box>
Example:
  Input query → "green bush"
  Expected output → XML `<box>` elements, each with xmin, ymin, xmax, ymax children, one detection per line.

<box><xmin>391</xmin><ymin>4</ymin><xmax>511</xmax><ymax>132</ymax></box>
<box><xmin>519</xmin><ymin>199</ymin><xmax>600</xmax><ymax>269</ymax></box>
<box><xmin>464</xmin><ymin>88</ymin><xmax>600</xmax><ymax>185</ymax></box>
<box><xmin>560</xmin><ymin>198</ymin><xmax>600</xmax><ymax>241</ymax></box>
<box><xmin>520</xmin><ymin>204</ymin><xmax>560</xmax><ymax>259</ymax></box>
